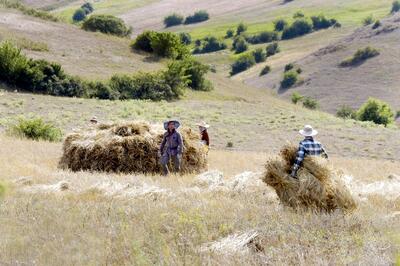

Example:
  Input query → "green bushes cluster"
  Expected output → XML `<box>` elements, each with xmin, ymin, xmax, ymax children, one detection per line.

<box><xmin>357</xmin><ymin>98</ymin><xmax>394</xmax><ymax>126</ymax></box>
<box><xmin>302</xmin><ymin>97</ymin><xmax>318</xmax><ymax>109</ymax></box>
<box><xmin>291</xmin><ymin>92</ymin><xmax>303</xmax><ymax>104</ymax></box>
<box><xmin>245</xmin><ymin>31</ymin><xmax>279</xmax><ymax>44</ymax></box>
<box><xmin>184</xmin><ymin>10</ymin><xmax>209</xmax><ymax>24</ymax></box>
<box><xmin>132</xmin><ymin>31</ymin><xmax>189</xmax><ymax>59</ymax></box>
<box><xmin>0</xmin><ymin>0</ymin><xmax>59</xmax><ymax>22</ymax></box>
<box><xmin>274</xmin><ymin>19</ymin><xmax>288</xmax><ymax>31</ymax></box>
<box><xmin>230</xmin><ymin>54</ymin><xmax>256</xmax><ymax>75</ymax></box>
<box><xmin>193</xmin><ymin>36</ymin><xmax>227</xmax><ymax>54</ymax></box>
<box><xmin>236</xmin><ymin>22</ymin><xmax>248</xmax><ymax>36</ymax></box>
<box><xmin>82</xmin><ymin>15</ymin><xmax>132</xmax><ymax>37</ymax></box>
<box><xmin>280</xmin><ymin>70</ymin><xmax>298</xmax><ymax>89</ymax></box>
<box><xmin>232</xmin><ymin>36</ymin><xmax>248</xmax><ymax>54</ymax></box>
<box><xmin>340</xmin><ymin>46</ymin><xmax>379</xmax><ymax>67</ymax></box>
<box><xmin>266</xmin><ymin>42</ymin><xmax>280</xmax><ymax>56</ymax></box>
<box><xmin>9</xmin><ymin>117</ymin><xmax>62</xmax><ymax>142</ymax></box>
<box><xmin>164</xmin><ymin>13</ymin><xmax>184</xmax><ymax>27</ymax></box>
<box><xmin>73</xmin><ymin>2</ymin><xmax>94</xmax><ymax>22</ymax></box>
<box><xmin>179</xmin><ymin>32</ymin><xmax>192</xmax><ymax>45</ymax></box>
<box><xmin>282</xmin><ymin>19</ymin><xmax>313</xmax><ymax>39</ymax></box>
<box><xmin>311</xmin><ymin>15</ymin><xmax>338</xmax><ymax>30</ymax></box>
<box><xmin>253</xmin><ymin>48</ymin><xmax>267</xmax><ymax>63</ymax></box>
<box><xmin>225</xmin><ymin>29</ymin><xmax>234</xmax><ymax>38</ymax></box>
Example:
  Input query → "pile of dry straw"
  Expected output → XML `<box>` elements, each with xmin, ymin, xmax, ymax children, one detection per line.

<box><xmin>263</xmin><ymin>144</ymin><xmax>356</xmax><ymax>212</ymax></box>
<box><xmin>59</xmin><ymin>122</ymin><xmax>207</xmax><ymax>174</ymax></box>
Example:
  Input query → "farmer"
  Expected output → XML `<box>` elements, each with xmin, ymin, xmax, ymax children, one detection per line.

<box><xmin>291</xmin><ymin>125</ymin><xmax>328</xmax><ymax>179</ymax></box>
<box><xmin>159</xmin><ymin>120</ymin><xmax>184</xmax><ymax>176</ymax></box>
<box><xmin>90</xmin><ymin>116</ymin><xmax>98</xmax><ymax>125</ymax></box>
<box><xmin>197</xmin><ymin>121</ymin><xmax>210</xmax><ymax>147</ymax></box>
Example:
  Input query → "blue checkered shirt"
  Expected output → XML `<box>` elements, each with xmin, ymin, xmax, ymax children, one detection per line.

<box><xmin>292</xmin><ymin>137</ymin><xmax>328</xmax><ymax>173</ymax></box>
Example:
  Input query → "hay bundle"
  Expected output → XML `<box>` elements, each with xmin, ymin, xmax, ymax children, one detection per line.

<box><xmin>59</xmin><ymin>122</ymin><xmax>207</xmax><ymax>174</ymax></box>
<box><xmin>263</xmin><ymin>144</ymin><xmax>356</xmax><ymax>212</ymax></box>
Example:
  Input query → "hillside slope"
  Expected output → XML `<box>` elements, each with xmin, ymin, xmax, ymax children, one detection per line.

<box><xmin>245</xmin><ymin>13</ymin><xmax>400</xmax><ymax>113</ymax></box>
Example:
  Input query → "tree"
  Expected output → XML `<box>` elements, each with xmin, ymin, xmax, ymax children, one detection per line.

<box><xmin>150</xmin><ymin>32</ymin><xmax>189</xmax><ymax>59</ymax></box>
<box><xmin>274</xmin><ymin>19</ymin><xmax>288</xmax><ymax>31</ymax></box>
<box><xmin>266</xmin><ymin>42</ymin><xmax>280</xmax><ymax>56</ymax></box>
<box><xmin>291</xmin><ymin>92</ymin><xmax>303</xmax><ymax>104</ymax></box>
<box><xmin>164</xmin><ymin>13</ymin><xmax>184</xmax><ymax>27</ymax></box>
<box><xmin>81</xmin><ymin>2</ymin><xmax>94</xmax><ymax>14</ymax></box>
<box><xmin>72</xmin><ymin>8</ymin><xmax>86</xmax><ymax>22</ymax></box>
<box><xmin>280</xmin><ymin>70</ymin><xmax>298</xmax><ymax>89</ymax></box>
<box><xmin>184</xmin><ymin>10</ymin><xmax>209</xmax><ymax>24</ymax></box>
<box><xmin>236</xmin><ymin>22</ymin><xmax>247</xmax><ymax>35</ymax></box>
<box><xmin>357</xmin><ymin>98</ymin><xmax>394</xmax><ymax>126</ymax></box>
<box><xmin>225</xmin><ymin>29</ymin><xmax>234</xmax><ymax>38</ymax></box>
<box><xmin>230</xmin><ymin>54</ymin><xmax>256</xmax><ymax>75</ymax></box>
<box><xmin>232</xmin><ymin>36</ymin><xmax>248</xmax><ymax>54</ymax></box>
<box><xmin>179</xmin><ymin>32</ymin><xmax>192</xmax><ymax>45</ymax></box>
<box><xmin>253</xmin><ymin>48</ymin><xmax>267</xmax><ymax>63</ymax></box>
<box><xmin>282</xmin><ymin>19</ymin><xmax>313</xmax><ymax>39</ymax></box>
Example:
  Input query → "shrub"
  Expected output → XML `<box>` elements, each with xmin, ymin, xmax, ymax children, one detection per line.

<box><xmin>357</xmin><ymin>98</ymin><xmax>394</xmax><ymax>126</ymax></box>
<box><xmin>232</xmin><ymin>36</ymin><xmax>248</xmax><ymax>54</ymax></box>
<box><xmin>392</xmin><ymin>0</ymin><xmax>400</xmax><ymax>13</ymax></box>
<box><xmin>340</xmin><ymin>46</ymin><xmax>379</xmax><ymax>67</ymax></box>
<box><xmin>363</xmin><ymin>15</ymin><xmax>374</xmax><ymax>26</ymax></box>
<box><xmin>280</xmin><ymin>70</ymin><xmax>298</xmax><ymax>89</ymax></box>
<box><xmin>230</xmin><ymin>54</ymin><xmax>256</xmax><ymax>75</ymax></box>
<box><xmin>164</xmin><ymin>13</ymin><xmax>184</xmax><ymax>27</ymax></box>
<box><xmin>72</xmin><ymin>8</ymin><xmax>86</xmax><ymax>22</ymax></box>
<box><xmin>82</xmin><ymin>14</ymin><xmax>132</xmax><ymax>37</ymax></box>
<box><xmin>132</xmin><ymin>31</ymin><xmax>154</xmax><ymax>52</ymax></box>
<box><xmin>284</xmin><ymin>63</ymin><xmax>294</xmax><ymax>72</ymax></box>
<box><xmin>282</xmin><ymin>19</ymin><xmax>313</xmax><ymax>40</ymax></box>
<box><xmin>311</xmin><ymin>15</ymin><xmax>337</xmax><ymax>30</ymax></box>
<box><xmin>266</xmin><ymin>42</ymin><xmax>280</xmax><ymax>56</ymax></box>
<box><xmin>303</xmin><ymin>97</ymin><xmax>318</xmax><ymax>109</ymax></box>
<box><xmin>225</xmin><ymin>29</ymin><xmax>234</xmax><ymax>38</ymax></box>
<box><xmin>194</xmin><ymin>36</ymin><xmax>227</xmax><ymax>54</ymax></box>
<box><xmin>173</xmin><ymin>58</ymin><xmax>212</xmax><ymax>91</ymax></box>
<box><xmin>179</xmin><ymin>32</ymin><xmax>192</xmax><ymax>45</ymax></box>
<box><xmin>336</xmin><ymin>105</ymin><xmax>357</xmax><ymax>119</ymax></box>
<box><xmin>372</xmin><ymin>20</ymin><xmax>381</xmax><ymax>29</ymax></box>
<box><xmin>81</xmin><ymin>2</ymin><xmax>94</xmax><ymax>14</ymax></box>
<box><xmin>260</xmin><ymin>65</ymin><xmax>271</xmax><ymax>76</ymax></box>
<box><xmin>246</xmin><ymin>31</ymin><xmax>279</xmax><ymax>44</ymax></box>
<box><xmin>274</xmin><ymin>19</ymin><xmax>288</xmax><ymax>31</ymax></box>
<box><xmin>226</xmin><ymin>141</ymin><xmax>234</xmax><ymax>148</ymax></box>
<box><xmin>291</xmin><ymin>92</ymin><xmax>303</xmax><ymax>104</ymax></box>
<box><xmin>88</xmin><ymin>81</ymin><xmax>118</xmax><ymax>100</ymax></box>
<box><xmin>236</xmin><ymin>22</ymin><xmax>247</xmax><ymax>35</ymax></box>
<box><xmin>293</xmin><ymin>11</ymin><xmax>305</xmax><ymax>19</ymax></box>
<box><xmin>9</xmin><ymin>117</ymin><xmax>62</xmax><ymax>142</ymax></box>
<box><xmin>184</xmin><ymin>10</ymin><xmax>209</xmax><ymax>24</ymax></box>
<box><xmin>253</xmin><ymin>48</ymin><xmax>267</xmax><ymax>63</ymax></box>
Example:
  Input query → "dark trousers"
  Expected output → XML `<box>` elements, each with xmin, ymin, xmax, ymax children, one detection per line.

<box><xmin>161</xmin><ymin>153</ymin><xmax>181</xmax><ymax>176</ymax></box>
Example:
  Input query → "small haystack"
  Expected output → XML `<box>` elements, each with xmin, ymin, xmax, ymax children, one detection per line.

<box><xmin>263</xmin><ymin>144</ymin><xmax>356</xmax><ymax>212</ymax></box>
<box><xmin>59</xmin><ymin>122</ymin><xmax>207</xmax><ymax>174</ymax></box>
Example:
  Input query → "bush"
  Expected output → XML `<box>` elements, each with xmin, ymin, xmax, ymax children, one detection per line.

<box><xmin>88</xmin><ymin>81</ymin><xmax>118</xmax><ymax>100</ymax></box>
<box><xmin>274</xmin><ymin>19</ymin><xmax>288</xmax><ymax>31</ymax></box>
<box><xmin>82</xmin><ymin>14</ymin><xmax>132</xmax><ymax>37</ymax></box>
<box><xmin>225</xmin><ymin>29</ymin><xmax>234</xmax><ymax>38</ymax></box>
<box><xmin>72</xmin><ymin>8</ymin><xmax>86</xmax><ymax>22</ymax></box>
<box><xmin>293</xmin><ymin>11</ymin><xmax>305</xmax><ymax>19</ymax></box>
<box><xmin>232</xmin><ymin>36</ymin><xmax>248</xmax><ymax>54</ymax></box>
<box><xmin>164</xmin><ymin>13</ymin><xmax>184</xmax><ymax>27</ymax></box>
<box><xmin>81</xmin><ymin>2</ymin><xmax>94</xmax><ymax>14</ymax></box>
<box><xmin>336</xmin><ymin>105</ymin><xmax>357</xmax><ymax>119</ymax></box>
<box><xmin>357</xmin><ymin>98</ymin><xmax>394</xmax><ymax>126</ymax></box>
<box><xmin>246</xmin><ymin>31</ymin><xmax>279</xmax><ymax>44</ymax></box>
<box><xmin>131</xmin><ymin>31</ymin><xmax>154</xmax><ymax>52</ymax></box>
<box><xmin>253</xmin><ymin>48</ymin><xmax>267</xmax><ymax>63</ymax></box>
<box><xmin>311</xmin><ymin>15</ymin><xmax>337</xmax><ymax>30</ymax></box>
<box><xmin>284</xmin><ymin>63</ymin><xmax>294</xmax><ymax>72</ymax></box>
<box><xmin>194</xmin><ymin>36</ymin><xmax>227</xmax><ymax>54</ymax></box>
<box><xmin>174</xmin><ymin>58</ymin><xmax>212</xmax><ymax>91</ymax></box>
<box><xmin>179</xmin><ymin>32</ymin><xmax>192</xmax><ymax>45</ymax></box>
<box><xmin>392</xmin><ymin>0</ymin><xmax>400</xmax><ymax>13</ymax></box>
<box><xmin>9</xmin><ymin>117</ymin><xmax>62</xmax><ymax>142</ymax></box>
<box><xmin>236</xmin><ymin>22</ymin><xmax>247</xmax><ymax>35</ymax></box>
<box><xmin>291</xmin><ymin>92</ymin><xmax>303</xmax><ymax>104</ymax></box>
<box><xmin>340</xmin><ymin>46</ymin><xmax>379</xmax><ymax>67</ymax></box>
<box><xmin>230</xmin><ymin>54</ymin><xmax>256</xmax><ymax>75</ymax></box>
<box><xmin>363</xmin><ymin>15</ymin><xmax>374</xmax><ymax>26</ymax></box>
<box><xmin>184</xmin><ymin>10</ymin><xmax>209</xmax><ymax>24</ymax></box>
<box><xmin>303</xmin><ymin>97</ymin><xmax>318</xmax><ymax>109</ymax></box>
<box><xmin>280</xmin><ymin>70</ymin><xmax>298</xmax><ymax>89</ymax></box>
<box><xmin>372</xmin><ymin>20</ymin><xmax>381</xmax><ymax>29</ymax></box>
<box><xmin>266</xmin><ymin>42</ymin><xmax>280</xmax><ymax>56</ymax></box>
<box><xmin>282</xmin><ymin>19</ymin><xmax>313</xmax><ymax>40</ymax></box>
<box><xmin>260</xmin><ymin>65</ymin><xmax>271</xmax><ymax>76</ymax></box>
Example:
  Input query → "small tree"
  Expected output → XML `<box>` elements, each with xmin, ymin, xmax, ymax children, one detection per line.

<box><xmin>291</xmin><ymin>92</ymin><xmax>303</xmax><ymax>104</ymax></box>
<box><xmin>274</xmin><ymin>19</ymin><xmax>288</xmax><ymax>31</ymax></box>
<box><xmin>236</xmin><ymin>22</ymin><xmax>247</xmax><ymax>35</ymax></box>
<box><xmin>179</xmin><ymin>32</ymin><xmax>192</xmax><ymax>45</ymax></box>
<box><xmin>184</xmin><ymin>10</ymin><xmax>209</xmax><ymax>24</ymax></box>
<box><xmin>230</xmin><ymin>54</ymin><xmax>256</xmax><ymax>75</ymax></box>
<box><xmin>266</xmin><ymin>42</ymin><xmax>280</xmax><ymax>56</ymax></box>
<box><xmin>260</xmin><ymin>65</ymin><xmax>271</xmax><ymax>76</ymax></box>
<box><xmin>253</xmin><ymin>48</ymin><xmax>267</xmax><ymax>63</ymax></box>
<box><xmin>284</xmin><ymin>63</ymin><xmax>294</xmax><ymax>72</ymax></box>
<box><xmin>280</xmin><ymin>70</ymin><xmax>298</xmax><ymax>89</ymax></box>
<box><xmin>164</xmin><ymin>13</ymin><xmax>184</xmax><ymax>27</ymax></box>
<box><xmin>151</xmin><ymin>32</ymin><xmax>189</xmax><ymax>59</ymax></box>
<box><xmin>357</xmin><ymin>98</ymin><xmax>394</xmax><ymax>126</ymax></box>
<box><xmin>232</xmin><ymin>36</ymin><xmax>248</xmax><ymax>54</ymax></box>
<box><xmin>392</xmin><ymin>0</ymin><xmax>400</xmax><ymax>13</ymax></box>
<box><xmin>72</xmin><ymin>8</ymin><xmax>86</xmax><ymax>22</ymax></box>
<box><xmin>82</xmin><ymin>15</ymin><xmax>132</xmax><ymax>37</ymax></box>
<box><xmin>282</xmin><ymin>19</ymin><xmax>313</xmax><ymax>39</ymax></box>
<box><xmin>303</xmin><ymin>97</ymin><xmax>318</xmax><ymax>109</ymax></box>
<box><xmin>196</xmin><ymin>36</ymin><xmax>227</xmax><ymax>53</ymax></box>
<box><xmin>363</xmin><ymin>15</ymin><xmax>374</xmax><ymax>26</ymax></box>
<box><xmin>81</xmin><ymin>2</ymin><xmax>94</xmax><ymax>14</ymax></box>
<box><xmin>131</xmin><ymin>31</ymin><xmax>155</xmax><ymax>52</ymax></box>
<box><xmin>225</xmin><ymin>29</ymin><xmax>234</xmax><ymax>38</ymax></box>
<box><xmin>311</xmin><ymin>15</ymin><xmax>336</xmax><ymax>30</ymax></box>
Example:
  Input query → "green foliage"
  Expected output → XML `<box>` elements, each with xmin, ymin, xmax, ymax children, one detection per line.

<box><xmin>274</xmin><ymin>19</ymin><xmax>288</xmax><ymax>31</ymax></box>
<box><xmin>280</xmin><ymin>70</ymin><xmax>298</xmax><ymax>89</ymax></box>
<box><xmin>0</xmin><ymin>0</ymin><xmax>59</xmax><ymax>22</ymax></box>
<box><xmin>336</xmin><ymin>105</ymin><xmax>357</xmax><ymax>119</ymax></box>
<box><xmin>236</xmin><ymin>22</ymin><xmax>248</xmax><ymax>36</ymax></box>
<box><xmin>225</xmin><ymin>29</ymin><xmax>234</xmax><ymax>38</ymax></box>
<box><xmin>293</xmin><ymin>11</ymin><xmax>305</xmax><ymax>19</ymax></box>
<box><xmin>184</xmin><ymin>10</ymin><xmax>209</xmax><ymax>24</ymax></box>
<box><xmin>132</xmin><ymin>31</ymin><xmax>154</xmax><ymax>52</ymax></box>
<box><xmin>260</xmin><ymin>65</ymin><xmax>271</xmax><ymax>76</ymax></box>
<box><xmin>284</xmin><ymin>63</ymin><xmax>294</xmax><ymax>72</ymax></box>
<box><xmin>392</xmin><ymin>0</ymin><xmax>400</xmax><ymax>13</ymax></box>
<box><xmin>230</xmin><ymin>54</ymin><xmax>256</xmax><ymax>75</ymax></box>
<box><xmin>9</xmin><ymin>117</ymin><xmax>62</xmax><ymax>142</ymax></box>
<box><xmin>311</xmin><ymin>15</ymin><xmax>338</xmax><ymax>30</ymax></box>
<box><xmin>282</xmin><ymin>19</ymin><xmax>313</xmax><ymax>40</ymax></box>
<box><xmin>253</xmin><ymin>48</ymin><xmax>267</xmax><ymax>63</ymax></box>
<box><xmin>72</xmin><ymin>8</ymin><xmax>86</xmax><ymax>22</ymax></box>
<box><xmin>266</xmin><ymin>42</ymin><xmax>280</xmax><ymax>57</ymax></box>
<box><xmin>372</xmin><ymin>20</ymin><xmax>381</xmax><ymax>29</ymax></box>
<box><xmin>81</xmin><ymin>2</ymin><xmax>94</xmax><ymax>14</ymax></box>
<box><xmin>175</xmin><ymin>58</ymin><xmax>212</xmax><ymax>91</ymax></box>
<box><xmin>87</xmin><ymin>81</ymin><xmax>117</xmax><ymax>100</ymax></box>
<box><xmin>357</xmin><ymin>98</ymin><xmax>394</xmax><ymax>126</ymax></box>
<box><xmin>291</xmin><ymin>92</ymin><xmax>303</xmax><ymax>104</ymax></box>
<box><xmin>363</xmin><ymin>15</ymin><xmax>374</xmax><ymax>26</ymax></box>
<box><xmin>340</xmin><ymin>46</ymin><xmax>379</xmax><ymax>67</ymax></box>
<box><xmin>194</xmin><ymin>36</ymin><xmax>227</xmax><ymax>54</ymax></box>
<box><xmin>164</xmin><ymin>13</ymin><xmax>184</xmax><ymax>27</ymax></box>
<box><xmin>82</xmin><ymin>15</ymin><xmax>132</xmax><ymax>37</ymax></box>
<box><xmin>232</xmin><ymin>36</ymin><xmax>248</xmax><ymax>54</ymax></box>
<box><xmin>179</xmin><ymin>32</ymin><xmax>192</xmax><ymax>45</ymax></box>
<box><xmin>246</xmin><ymin>31</ymin><xmax>279</xmax><ymax>44</ymax></box>
<box><xmin>303</xmin><ymin>97</ymin><xmax>318</xmax><ymax>109</ymax></box>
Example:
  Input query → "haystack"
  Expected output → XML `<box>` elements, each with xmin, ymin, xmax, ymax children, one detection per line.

<box><xmin>59</xmin><ymin>122</ymin><xmax>207</xmax><ymax>174</ymax></box>
<box><xmin>263</xmin><ymin>144</ymin><xmax>356</xmax><ymax>212</ymax></box>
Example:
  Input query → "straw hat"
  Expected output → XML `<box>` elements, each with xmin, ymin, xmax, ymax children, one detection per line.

<box><xmin>299</xmin><ymin>125</ymin><xmax>318</xmax><ymax>137</ymax></box>
<box><xmin>196</xmin><ymin>121</ymin><xmax>210</xmax><ymax>128</ymax></box>
<box><xmin>90</xmin><ymin>116</ymin><xmax>98</xmax><ymax>123</ymax></box>
<box><xmin>164</xmin><ymin>120</ymin><xmax>181</xmax><ymax>130</ymax></box>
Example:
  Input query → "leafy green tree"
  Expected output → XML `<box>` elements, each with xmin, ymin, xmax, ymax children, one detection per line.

<box><xmin>232</xmin><ymin>36</ymin><xmax>248</xmax><ymax>54</ymax></box>
<box><xmin>266</xmin><ymin>42</ymin><xmax>280</xmax><ymax>56</ymax></box>
<box><xmin>282</xmin><ymin>19</ymin><xmax>313</xmax><ymax>40</ymax></box>
<box><xmin>253</xmin><ymin>48</ymin><xmax>267</xmax><ymax>63</ymax></box>
<box><xmin>236</xmin><ymin>22</ymin><xmax>247</xmax><ymax>35</ymax></box>
<box><xmin>357</xmin><ymin>98</ymin><xmax>394</xmax><ymax>126</ymax></box>
<box><xmin>72</xmin><ymin>8</ymin><xmax>86</xmax><ymax>22</ymax></box>
<box><xmin>291</xmin><ymin>92</ymin><xmax>303</xmax><ymax>104</ymax></box>
<box><xmin>280</xmin><ymin>70</ymin><xmax>298</xmax><ymax>89</ymax></box>
<box><xmin>230</xmin><ymin>54</ymin><xmax>256</xmax><ymax>75</ymax></box>
<box><xmin>274</xmin><ymin>19</ymin><xmax>288</xmax><ymax>31</ymax></box>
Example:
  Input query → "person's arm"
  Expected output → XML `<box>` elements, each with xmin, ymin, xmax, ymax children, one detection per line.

<box><xmin>321</xmin><ymin>146</ymin><xmax>328</xmax><ymax>159</ymax></box>
<box><xmin>177</xmin><ymin>132</ymin><xmax>183</xmax><ymax>155</ymax></box>
<box><xmin>291</xmin><ymin>144</ymin><xmax>306</xmax><ymax>177</ymax></box>
<box><xmin>204</xmin><ymin>131</ymin><xmax>210</xmax><ymax>146</ymax></box>
<box><xmin>160</xmin><ymin>134</ymin><xmax>167</xmax><ymax>155</ymax></box>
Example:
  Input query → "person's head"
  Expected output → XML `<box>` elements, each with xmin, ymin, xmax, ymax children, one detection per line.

<box><xmin>168</xmin><ymin>121</ymin><xmax>175</xmax><ymax>131</ymax></box>
<box><xmin>196</xmin><ymin>121</ymin><xmax>210</xmax><ymax>132</ymax></box>
<box><xmin>299</xmin><ymin>125</ymin><xmax>318</xmax><ymax>138</ymax></box>
<box><xmin>199</xmin><ymin>126</ymin><xmax>206</xmax><ymax>132</ymax></box>
<box><xmin>90</xmin><ymin>116</ymin><xmax>98</xmax><ymax>125</ymax></box>
<box><xmin>164</xmin><ymin>120</ymin><xmax>180</xmax><ymax>131</ymax></box>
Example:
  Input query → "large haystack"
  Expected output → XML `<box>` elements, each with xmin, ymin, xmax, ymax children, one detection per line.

<box><xmin>59</xmin><ymin>122</ymin><xmax>208</xmax><ymax>174</ymax></box>
<box><xmin>263</xmin><ymin>144</ymin><xmax>356</xmax><ymax>212</ymax></box>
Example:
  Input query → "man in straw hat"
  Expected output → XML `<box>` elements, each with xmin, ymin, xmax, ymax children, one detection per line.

<box><xmin>197</xmin><ymin>121</ymin><xmax>210</xmax><ymax>147</ymax></box>
<box><xmin>291</xmin><ymin>125</ymin><xmax>328</xmax><ymax>179</ymax></box>
<box><xmin>160</xmin><ymin>119</ymin><xmax>184</xmax><ymax>176</ymax></box>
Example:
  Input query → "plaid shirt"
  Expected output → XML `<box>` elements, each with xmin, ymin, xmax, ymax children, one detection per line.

<box><xmin>292</xmin><ymin>137</ymin><xmax>328</xmax><ymax>173</ymax></box>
